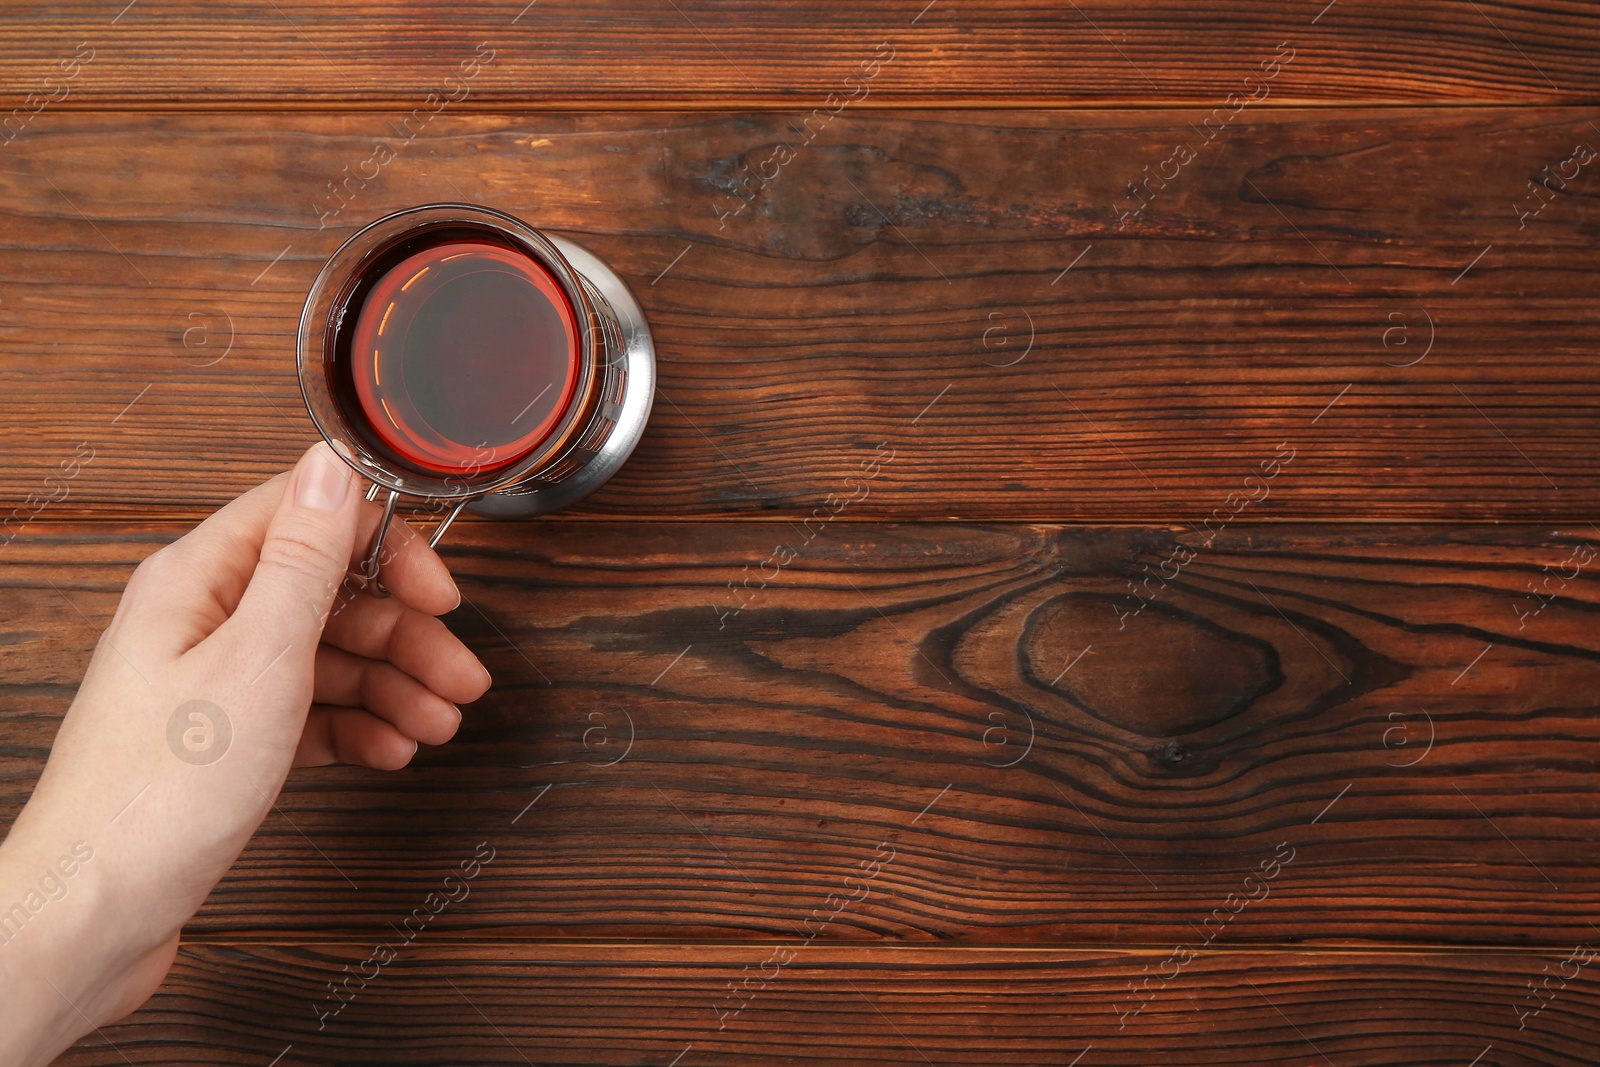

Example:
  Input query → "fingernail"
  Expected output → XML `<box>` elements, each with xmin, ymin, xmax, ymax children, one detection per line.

<box><xmin>295</xmin><ymin>442</ymin><xmax>355</xmax><ymax>512</ymax></box>
<box><xmin>479</xmin><ymin>662</ymin><xmax>493</xmax><ymax>690</ymax></box>
<box><xmin>451</xmin><ymin>582</ymin><xmax>463</xmax><ymax>613</ymax></box>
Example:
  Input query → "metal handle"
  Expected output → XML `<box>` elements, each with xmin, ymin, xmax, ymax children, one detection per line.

<box><xmin>356</xmin><ymin>486</ymin><xmax>476</xmax><ymax>599</ymax></box>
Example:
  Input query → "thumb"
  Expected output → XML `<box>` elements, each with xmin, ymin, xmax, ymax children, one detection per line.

<box><xmin>218</xmin><ymin>442</ymin><xmax>363</xmax><ymax>674</ymax></box>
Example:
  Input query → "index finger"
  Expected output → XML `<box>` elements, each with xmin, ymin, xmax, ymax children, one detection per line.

<box><xmin>341</xmin><ymin>498</ymin><xmax>463</xmax><ymax>617</ymax></box>
<box><xmin>115</xmin><ymin>465</ymin><xmax>461</xmax><ymax>659</ymax></box>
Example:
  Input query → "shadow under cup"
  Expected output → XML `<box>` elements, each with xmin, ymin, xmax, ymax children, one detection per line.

<box><xmin>297</xmin><ymin>204</ymin><xmax>654</xmax><ymax>589</ymax></box>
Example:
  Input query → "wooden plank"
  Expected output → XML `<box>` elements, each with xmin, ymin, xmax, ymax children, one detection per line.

<box><xmin>59</xmin><ymin>944</ymin><xmax>1600</xmax><ymax>1064</ymax></box>
<box><xmin>1</xmin><ymin>110</ymin><xmax>1598</xmax><ymax>521</ymax></box>
<box><xmin>5</xmin><ymin>520</ymin><xmax>1599</xmax><ymax>946</ymax></box>
<box><xmin>1</xmin><ymin>2</ymin><xmax>1595</xmax><ymax>108</ymax></box>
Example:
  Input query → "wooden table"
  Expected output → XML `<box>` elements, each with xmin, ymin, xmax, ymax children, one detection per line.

<box><xmin>3</xmin><ymin>3</ymin><xmax>1598</xmax><ymax>1063</ymax></box>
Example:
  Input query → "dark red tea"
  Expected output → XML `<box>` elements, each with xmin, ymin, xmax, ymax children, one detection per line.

<box><xmin>327</xmin><ymin>225</ymin><xmax>581</xmax><ymax>477</ymax></box>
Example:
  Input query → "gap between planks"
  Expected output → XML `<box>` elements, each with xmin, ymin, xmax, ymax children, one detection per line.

<box><xmin>32</xmin><ymin>98</ymin><xmax>1591</xmax><ymax>114</ymax></box>
<box><xmin>167</xmin><ymin>938</ymin><xmax>1578</xmax><ymax>956</ymax></box>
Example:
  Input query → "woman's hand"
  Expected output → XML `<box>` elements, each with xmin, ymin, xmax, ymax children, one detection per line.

<box><xmin>0</xmin><ymin>443</ymin><xmax>490</xmax><ymax>1066</ymax></box>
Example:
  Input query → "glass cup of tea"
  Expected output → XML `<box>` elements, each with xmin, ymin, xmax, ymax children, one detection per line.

<box><xmin>297</xmin><ymin>203</ymin><xmax>655</xmax><ymax>595</ymax></box>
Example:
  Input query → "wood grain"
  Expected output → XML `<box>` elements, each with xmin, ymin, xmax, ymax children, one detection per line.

<box><xmin>1</xmin><ymin>110</ymin><xmax>1598</xmax><ymax>521</ymax></box>
<box><xmin>58</xmin><ymin>944</ymin><xmax>1600</xmax><ymax>1065</ymax></box>
<box><xmin>6</xmin><ymin>520</ymin><xmax>1598</xmax><ymax>946</ymax></box>
<box><xmin>1</xmin><ymin>2</ymin><xmax>1595</xmax><ymax>107</ymax></box>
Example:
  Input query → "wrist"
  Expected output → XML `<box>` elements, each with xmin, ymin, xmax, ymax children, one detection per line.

<box><xmin>0</xmin><ymin>815</ymin><xmax>131</xmax><ymax>1066</ymax></box>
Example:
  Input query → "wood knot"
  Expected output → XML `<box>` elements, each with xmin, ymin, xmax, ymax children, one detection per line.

<box><xmin>1024</xmin><ymin>592</ymin><xmax>1279</xmax><ymax>739</ymax></box>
